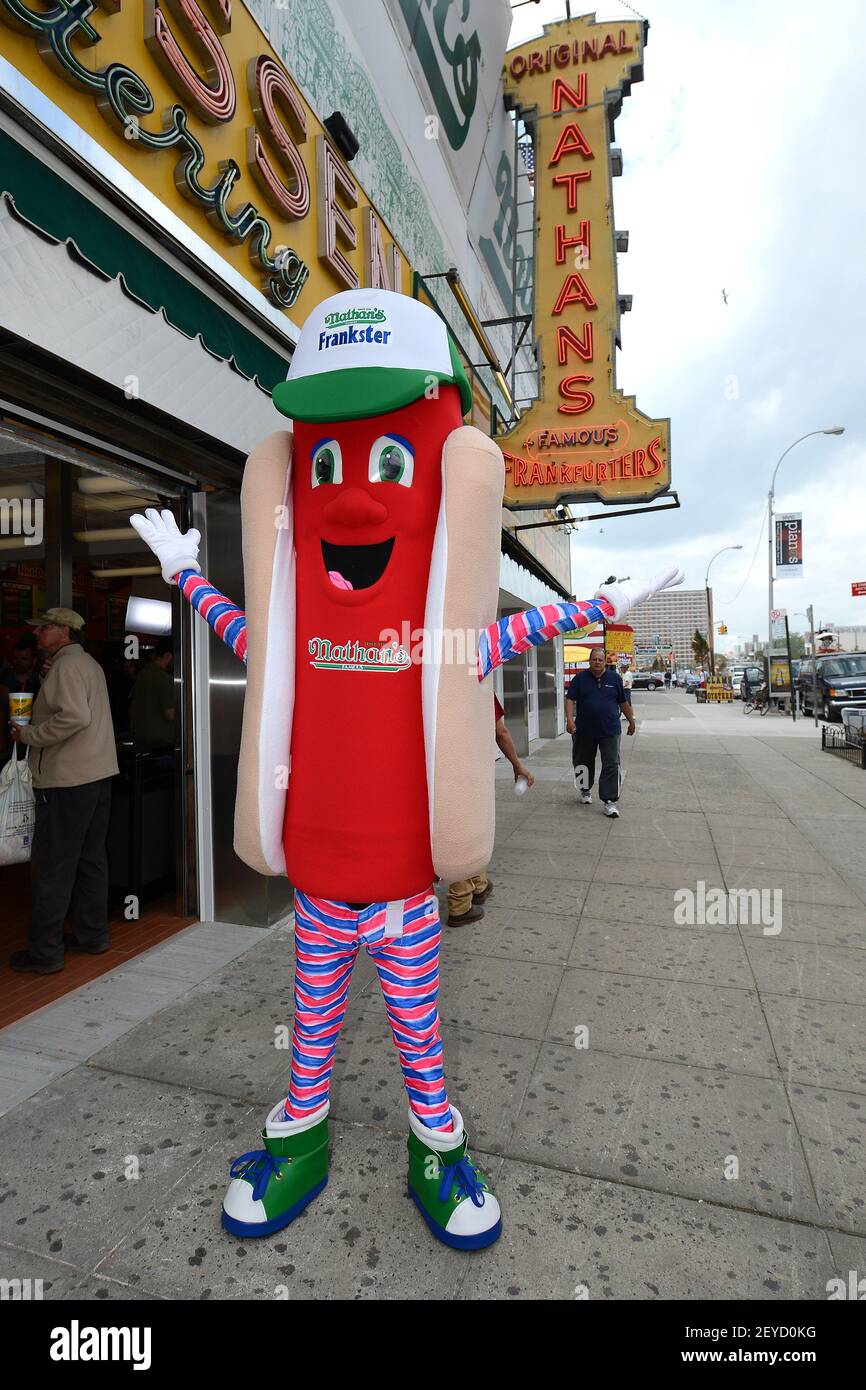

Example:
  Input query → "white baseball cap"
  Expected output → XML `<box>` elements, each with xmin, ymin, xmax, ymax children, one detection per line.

<box><xmin>272</xmin><ymin>287</ymin><xmax>472</xmax><ymax>422</ymax></box>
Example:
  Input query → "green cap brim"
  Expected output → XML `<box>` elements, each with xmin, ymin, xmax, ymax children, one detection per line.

<box><xmin>273</xmin><ymin>338</ymin><xmax>473</xmax><ymax>422</ymax></box>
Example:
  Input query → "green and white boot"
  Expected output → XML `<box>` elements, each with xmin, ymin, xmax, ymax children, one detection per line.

<box><xmin>407</xmin><ymin>1105</ymin><xmax>502</xmax><ymax>1250</ymax></box>
<box><xmin>221</xmin><ymin>1100</ymin><xmax>329</xmax><ymax>1238</ymax></box>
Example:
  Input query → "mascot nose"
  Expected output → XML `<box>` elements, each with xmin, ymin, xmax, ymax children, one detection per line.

<box><xmin>322</xmin><ymin>487</ymin><xmax>388</xmax><ymax>529</ymax></box>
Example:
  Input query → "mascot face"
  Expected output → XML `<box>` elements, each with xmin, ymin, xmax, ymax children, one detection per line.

<box><xmin>292</xmin><ymin>385</ymin><xmax>464</xmax><ymax>611</ymax></box>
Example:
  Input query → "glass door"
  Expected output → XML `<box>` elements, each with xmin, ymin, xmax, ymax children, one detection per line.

<box><xmin>527</xmin><ymin>647</ymin><xmax>539</xmax><ymax>741</ymax></box>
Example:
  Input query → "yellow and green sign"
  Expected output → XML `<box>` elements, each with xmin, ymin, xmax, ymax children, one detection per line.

<box><xmin>500</xmin><ymin>15</ymin><xmax>671</xmax><ymax>508</ymax></box>
<box><xmin>0</xmin><ymin>0</ymin><xmax>408</xmax><ymax>314</ymax></box>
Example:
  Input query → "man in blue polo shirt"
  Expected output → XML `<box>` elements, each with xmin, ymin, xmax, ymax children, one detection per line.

<box><xmin>565</xmin><ymin>647</ymin><xmax>636</xmax><ymax>817</ymax></box>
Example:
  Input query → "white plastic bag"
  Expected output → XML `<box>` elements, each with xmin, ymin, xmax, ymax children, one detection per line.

<box><xmin>0</xmin><ymin>749</ymin><xmax>36</xmax><ymax>866</ymax></box>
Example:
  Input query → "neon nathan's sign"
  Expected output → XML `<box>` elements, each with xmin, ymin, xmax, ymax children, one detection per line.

<box><xmin>499</xmin><ymin>15</ymin><xmax>671</xmax><ymax>509</ymax></box>
<box><xmin>509</xmin><ymin>435</ymin><xmax>665</xmax><ymax>489</ymax></box>
<box><xmin>0</xmin><ymin>0</ymin><xmax>314</xmax><ymax>308</ymax></box>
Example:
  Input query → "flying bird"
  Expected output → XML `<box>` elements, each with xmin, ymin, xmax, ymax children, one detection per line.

<box><xmin>722</xmin><ymin>289</ymin><xmax>728</xmax><ymax>304</ymax></box>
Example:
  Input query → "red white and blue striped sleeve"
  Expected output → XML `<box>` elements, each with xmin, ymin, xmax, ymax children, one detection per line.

<box><xmin>476</xmin><ymin>596</ymin><xmax>615</xmax><ymax>681</ymax></box>
<box><xmin>177</xmin><ymin>569</ymin><xmax>247</xmax><ymax>665</ymax></box>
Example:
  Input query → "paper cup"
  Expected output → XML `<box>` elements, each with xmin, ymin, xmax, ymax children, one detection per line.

<box><xmin>9</xmin><ymin>692</ymin><xmax>33</xmax><ymax>725</ymax></box>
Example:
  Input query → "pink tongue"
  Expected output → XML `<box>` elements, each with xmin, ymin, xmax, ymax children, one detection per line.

<box><xmin>328</xmin><ymin>570</ymin><xmax>353</xmax><ymax>591</ymax></box>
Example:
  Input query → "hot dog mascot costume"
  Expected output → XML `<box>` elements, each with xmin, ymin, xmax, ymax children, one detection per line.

<box><xmin>131</xmin><ymin>287</ymin><xmax>684</xmax><ymax>1251</ymax></box>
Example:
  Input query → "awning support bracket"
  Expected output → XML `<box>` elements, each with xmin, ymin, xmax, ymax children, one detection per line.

<box><xmin>510</xmin><ymin>492</ymin><xmax>681</xmax><ymax>531</ymax></box>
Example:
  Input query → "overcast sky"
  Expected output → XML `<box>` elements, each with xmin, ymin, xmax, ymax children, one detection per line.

<box><xmin>508</xmin><ymin>0</ymin><xmax>864</xmax><ymax>650</ymax></box>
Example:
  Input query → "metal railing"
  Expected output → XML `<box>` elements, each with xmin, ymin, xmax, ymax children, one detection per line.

<box><xmin>821</xmin><ymin>724</ymin><xmax>866</xmax><ymax>769</ymax></box>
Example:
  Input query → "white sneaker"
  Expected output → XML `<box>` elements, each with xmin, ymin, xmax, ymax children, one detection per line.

<box><xmin>580</xmin><ymin>790</ymin><xmax>592</xmax><ymax>804</ymax></box>
<box><xmin>604</xmin><ymin>802</ymin><xmax>620</xmax><ymax>818</ymax></box>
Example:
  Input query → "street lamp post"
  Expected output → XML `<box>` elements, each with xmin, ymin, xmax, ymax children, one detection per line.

<box><xmin>705</xmin><ymin>545</ymin><xmax>743</xmax><ymax>675</ymax></box>
<box><xmin>767</xmin><ymin>428</ymin><xmax>844</xmax><ymax>679</ymax></box>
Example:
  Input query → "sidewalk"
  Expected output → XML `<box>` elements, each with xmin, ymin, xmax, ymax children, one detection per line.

<box><xmin>1</xmin><ymin>689</ymin><xmax>865</xmax><ymax>1300</ymax></box>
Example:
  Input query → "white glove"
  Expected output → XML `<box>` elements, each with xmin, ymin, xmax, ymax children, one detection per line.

<box><xmin>130</xmin><ymin>508</ymin><xmax>201</xmax><ymax>585</ymax></box>
<box><xmin>594</xmin><ymin>564</ymin><xmax>684</xmax><ymax>620</ymax></box>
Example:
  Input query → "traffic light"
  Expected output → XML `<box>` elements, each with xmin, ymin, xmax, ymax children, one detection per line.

<box><xmin>718</xmin><ymin>623</ymin><xmax>728</xmax><ymax>634</ymax></box>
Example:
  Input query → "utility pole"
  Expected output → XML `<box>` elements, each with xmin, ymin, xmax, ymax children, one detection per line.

<box><xmin>808</xmin><ymin>604</ymin><xmax>818</xmax><ymax>727</ymax></box>
<box><xmin>784</xmin><ymin>615</ymin><xmax>796</xmax><ymax>722</ymax></box>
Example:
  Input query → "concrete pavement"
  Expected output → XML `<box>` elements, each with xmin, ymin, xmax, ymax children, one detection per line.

<box><xmin>1</xmin><ymin>687</ymin><xmax>865</xmax><ymax>1300</ymax></box>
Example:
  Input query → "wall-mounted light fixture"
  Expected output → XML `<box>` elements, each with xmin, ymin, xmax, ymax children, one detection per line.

<box><xmin>323</xmin><ymin>112</ymin><xmax>359</xmax><ymax>162</ymax></box>
<box><xmin>126</xmin><ymin>595</ymin><xmax>172</xmax><ymax>635</ymax></box>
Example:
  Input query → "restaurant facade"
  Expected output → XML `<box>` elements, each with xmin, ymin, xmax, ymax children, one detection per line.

<box><xmin>0</xmin><ymin>0</ymin><xmax>571</xmax><ymax>931</ymax></box>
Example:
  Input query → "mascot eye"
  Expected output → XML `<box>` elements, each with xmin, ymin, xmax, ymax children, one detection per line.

<box><xmin>369</xmin><ymin>434</ymin><xmax>414</xmax><ymax>486</ymax></box>
<box><xmin>311</xmin><ymin>439</ymin><xmax>342</xmax><ymax>487</ymax></box>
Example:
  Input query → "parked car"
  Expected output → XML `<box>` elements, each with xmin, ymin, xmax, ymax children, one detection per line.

<box><xmin>798</xmin><ymin>652</ymin><xmax>866</xmax><ymax>722</ymax></box>
<box><xmin>631</xmin><ymin>670</ymin><xmax>665</xmax><ymax>690</ymax></box>
<box><xmin>728</xmin><ymin>664</ymin><xmax>761</xmax><ymax>699</ymax></box>
<box><xmin>736</xmin><ymin>665</ymin><xmax>765</xmax><ymax>700</ymax></box>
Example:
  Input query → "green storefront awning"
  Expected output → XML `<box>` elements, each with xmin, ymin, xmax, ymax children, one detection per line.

<box><xmin>0</xmin><ymin>126</ymin><xmax>290</xmax><ymax>392</ymax></box>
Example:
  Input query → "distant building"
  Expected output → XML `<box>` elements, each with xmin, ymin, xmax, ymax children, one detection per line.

<box><xmin>631</xmin><ymin>588</ymin><xmax>710</xmax><ymax>669</ymax></box>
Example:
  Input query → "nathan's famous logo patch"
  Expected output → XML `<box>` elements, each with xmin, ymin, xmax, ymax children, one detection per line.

<box><xmin>318</xmin><ymin>306</ymin><xmax>390</xmax><ymax>352</ymax></box>
<box><xmin>323</xmin><ymin>308</ymin><xmax>386</xmax><ymax>327</ymax></box>
<box><xmin>308</xmin><ymin>637</ymin><xmax>410</xmax><ymax>673</ymax></box>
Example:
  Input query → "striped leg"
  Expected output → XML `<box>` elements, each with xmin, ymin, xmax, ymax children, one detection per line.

<box><xmin>282</xmin><ymin>892</ymin><xmax>359</xmax><ymax>1121</ymax></box>
<box><xmin>364</xmin><ymin>892</ymin><xmax>454</xmax><ymax>1133</ymax></box>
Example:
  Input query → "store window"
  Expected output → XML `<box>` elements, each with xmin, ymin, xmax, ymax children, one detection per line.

<box><xmin>0</xmin><ymin>429</ymin><xmax>196</xmax><ymax>1007</ymax></box>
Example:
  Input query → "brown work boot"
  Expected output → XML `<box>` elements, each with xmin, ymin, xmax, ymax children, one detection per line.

<box><xmin>472</xmin><ymin>879</ymin><xmax>494</xmax><ymax>906</ymax></box>
<box><xmin>446</xmin><ymin>904</ymin><xmax>485</xmax><ymax>928</ymax></box>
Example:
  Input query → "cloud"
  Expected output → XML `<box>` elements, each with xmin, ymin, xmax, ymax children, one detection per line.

<box><xmin>745</xmin><ymin>388</ymin><xmax>785</xmax><ymax>428</ymax></box>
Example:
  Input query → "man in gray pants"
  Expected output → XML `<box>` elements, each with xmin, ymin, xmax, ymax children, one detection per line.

<box><xmin>565</xmin><ymin>647</ymin><xmax>636</xmax><ymax>818</ymax></box>
<box><xmin>8</xmin><ymin>608</ymin><xmax>119</xmax><ymax>974</ymax></box>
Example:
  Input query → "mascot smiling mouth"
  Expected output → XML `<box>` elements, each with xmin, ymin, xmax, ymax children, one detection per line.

<box><xmin>322</xmin><ymin>538</ymin><xmax>395</xmax><ymax>591</ymax></box>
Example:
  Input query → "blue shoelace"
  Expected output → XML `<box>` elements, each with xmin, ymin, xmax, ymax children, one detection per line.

<box><xmin>438</xmin><ymin>1155</ymin><xmax>486</xmax><ymax>1208</ymax></box>
<box><xmin>229</xmin><ymin>1150</ymin><xmax>290</xmax><ymax>1202</ymax></box>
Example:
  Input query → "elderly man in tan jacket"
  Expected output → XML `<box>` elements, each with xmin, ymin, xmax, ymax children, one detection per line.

<box><xmin>9</xmin><ymin>608</ymin><xmax>119</xmax><ymax>974</ymax></box>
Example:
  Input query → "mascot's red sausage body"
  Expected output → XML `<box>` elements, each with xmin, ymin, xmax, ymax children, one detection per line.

<box><xmin>286</xmin><ymin>394</ymin><xmax>457</xmax><ymax>901</ymax></box>
<box><xmin>132</xmin><ymin>286</ymin><xmax>684</xmax><ymax>1253</ymax></box>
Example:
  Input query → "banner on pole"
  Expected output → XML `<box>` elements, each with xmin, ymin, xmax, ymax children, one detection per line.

<box><xmin>775</xmin><ymin>513</ymin><xmax>803</xmax><ymax>578</ymax></box>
